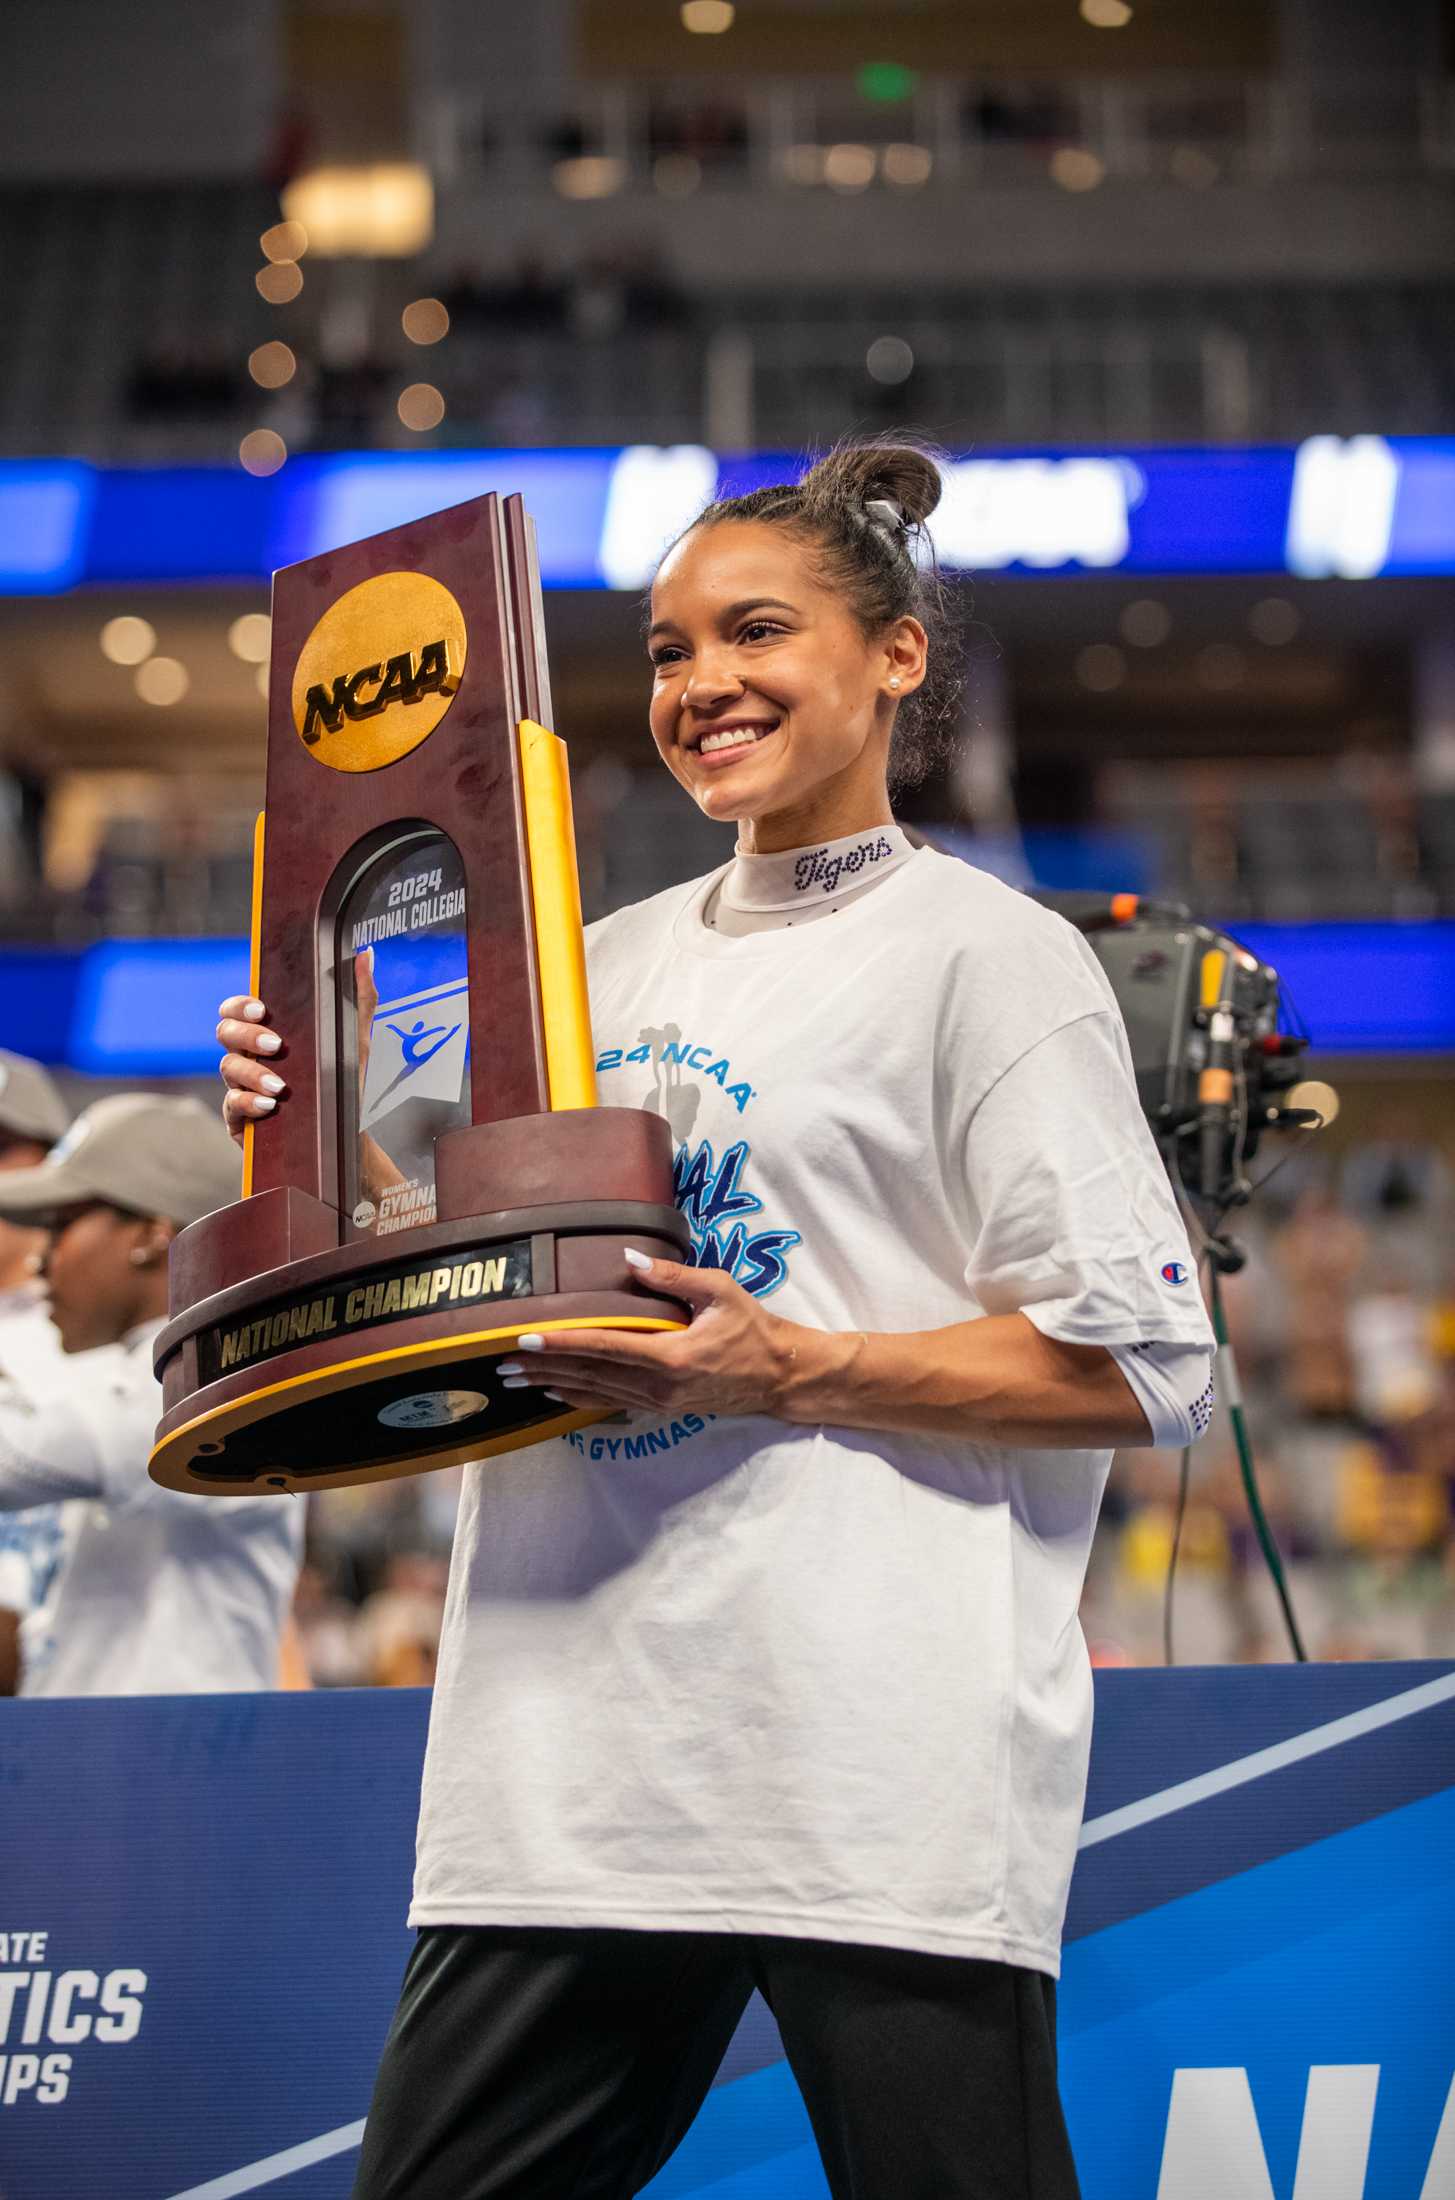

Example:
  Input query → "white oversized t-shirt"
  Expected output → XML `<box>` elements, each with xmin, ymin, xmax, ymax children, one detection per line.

<box><xmin>412</xmin><ymin>847</ymin><xmax>1213</xmax><ymax>1974</ymax></box>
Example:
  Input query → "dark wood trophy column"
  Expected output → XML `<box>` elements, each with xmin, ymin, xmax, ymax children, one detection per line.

<box><xmin>150</xmin><ymin>492</ymin><xmax>687</xmax><ymax>1496</ymax></box>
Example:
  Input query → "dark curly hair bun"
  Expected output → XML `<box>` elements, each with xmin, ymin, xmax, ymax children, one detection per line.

<box><xmin>799</xmin><ymin>442</ymin><xmax>943</xmax><ymax>532</ymax></box>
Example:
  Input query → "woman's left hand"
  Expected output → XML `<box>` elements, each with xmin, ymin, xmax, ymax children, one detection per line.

<box><xmin>497</xmin><ymin>1252</ymin><xmax>820</xmax><ymax>1422</ymax></box>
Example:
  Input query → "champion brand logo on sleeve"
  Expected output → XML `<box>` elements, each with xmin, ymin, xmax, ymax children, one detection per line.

<box><xmin>792</xmin><ymin>834</ymin><xmax>896</xmax><ymax>896</ymax></box>
<box><xmin>1160</xmin><ymin>1260</ymin><xmax>1190</xmax><ymax>1287</ymax></box>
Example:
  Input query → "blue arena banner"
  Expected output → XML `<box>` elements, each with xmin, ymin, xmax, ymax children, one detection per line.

<box><xmin>5</xmin><ymin>919</ymin><xmax>1453</xmax><ymax>1073</ymax></box>
<box><xmin>4</xmin><ymin>436</ymin><xmax>1455</xmax><ymax>592</ymax></box>
<box><xmin>0</xmin><ymin>1664</ymin><xmax>1450</xmax><ymax>2197</ymax></box>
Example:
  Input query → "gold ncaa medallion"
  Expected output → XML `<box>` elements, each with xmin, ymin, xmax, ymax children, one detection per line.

<box><xmin>291</xmin><ymin>570</ymin><xmax>467</xmax><ymax>772</ymax></box>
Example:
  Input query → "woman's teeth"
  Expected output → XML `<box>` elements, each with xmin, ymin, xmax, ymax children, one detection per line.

<box><xmin>698</xmin><ymin>724</ymin><xmax>775</xmax><ymax>755</ymax></box>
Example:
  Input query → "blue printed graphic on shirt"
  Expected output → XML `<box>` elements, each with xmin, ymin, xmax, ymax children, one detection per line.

<box><xmin>673</xmin><ymin>1137</ymin><xmax>800</xmax><ymax>1300</ymax></box>
<box><xmin>562</xmin><ymin>1033</ymin><xmax>801</xmax><ymax>1459</ymax></box>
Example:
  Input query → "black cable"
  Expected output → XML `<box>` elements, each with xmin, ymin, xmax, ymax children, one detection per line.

<box><xmin>1207</xmin><ymin>1260</ymin><xmax>1309</xmax><ymax>1663</ymax></box>
<box><xmin>1163</xmin><ymin>1442</ymin><xmax>1192</xmax><ymax>1667</ymax></box>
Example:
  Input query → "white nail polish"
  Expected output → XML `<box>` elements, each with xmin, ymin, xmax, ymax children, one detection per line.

<box><xmin>545</xmin><ymin>1391</ymin><xmax>565</xmax><ymax>1403</ymax></box>
<box><xmin>252</xmin><ymin>1095</ymin><xmax>276</xmax><ymax>1113</ymax></box>
<box><xmin>516</xmin><ymin>1334</ymin><xmax>545</xmax><ymax>1353</ymax></box>
<box><xmin>496</xmin><ymin>1360</ymin><xmax>523</xmax><ymax>1376</ymax></box>
<box><xmin>260</xmin><ymin>1073</ymin><xmax>285</xmax><ymax>1095</ymax></box>
<box><xmin>502</xmin><ymin>1376</ymin><xmax>531</xmax><ymax>1389</ymax></box>
<box><xmin>244</xmin><ymin>1000</ymin><xmax>265</xmax><ymax>1019</ymax></box>
<box><xmin>623</xmin><ymin>1247</ymin><xmax>653</xmax><ymax>1271</ymax></box>
<box><xmin>256</xmin><ymin>1033</ymin><xmax>282</xmax><ymax>1055</ymax></box>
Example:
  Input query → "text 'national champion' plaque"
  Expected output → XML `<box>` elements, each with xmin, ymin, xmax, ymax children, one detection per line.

<box><xmin>149</xmin><ymin>492</ymin><xmax>688</xmax><ymax>1496</ymax></box>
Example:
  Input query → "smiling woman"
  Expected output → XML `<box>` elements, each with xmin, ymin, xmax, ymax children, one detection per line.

<box><xmin>223</xmin><ymin>438</ymin><xmax>1212</xmax><ymax>2200</ymax></box>
<box><xmin>645</xmin><ymin>440</ymin><xmax>962</xmax><ymax>848</ymax></box>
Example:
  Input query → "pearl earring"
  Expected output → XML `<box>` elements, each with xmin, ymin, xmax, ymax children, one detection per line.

<box><xmin>129</xmin><ymin>1247</ymin><xmax>152</xmax><ymax>1268</ymax></box>
<box><xmin>888</xmin><ymin>676</ymin><xmax>901</xmax><ymax>691</ymax></box>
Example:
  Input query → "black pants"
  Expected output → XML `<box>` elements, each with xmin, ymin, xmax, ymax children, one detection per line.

<box><xmin>352</xmin><ymin>1926</ymin><xmax>1081</xmax><ymax>2200</ymax></box>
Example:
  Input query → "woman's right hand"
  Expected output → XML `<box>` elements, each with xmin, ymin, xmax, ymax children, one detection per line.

<box><xmin>217</xmin><ymin>996</ymin><xmax>287</xmax><ymax>1150</ymax></box>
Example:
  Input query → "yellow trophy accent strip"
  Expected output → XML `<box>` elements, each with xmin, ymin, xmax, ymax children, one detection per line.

<box><xmin>1200</xmin><ymin>948</ymin><xmax>1228</xmax><ymax>1010</ymax></box>
<box><xmin>148</xmin><ymin>1313</ymin><xmax>682</xmax><ymax>1489</ymax></box>
<box><xmin>241</xmin><ymin>808</ymin><xmax>266</xmax><ymax>1198</ymax></box>
<box><xmin>518</xmin><ymin>718</ymin><xmax>597</xmax><ymax>1112</ymax></box>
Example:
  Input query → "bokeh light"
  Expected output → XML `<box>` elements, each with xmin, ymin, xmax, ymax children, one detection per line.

<box><xmin>398</xmin><ymin>383</ymin><xmax>446</xmax><ymax>432</ymax></box>
<box><xmin>134</xmin><ymin>657</ymin><xmax>189</xmax><ymax>706</ymax></box>
<box><xmin>228</xmin><ymin>613</ymin><xmax>272</xmax><ymax>664</ymax></box>
<box><xmin>1075</xmin><ymin>643</ymin><xmax>1126</xmax><ymax>692</ymax></box>
<box><xmin>1250</xmin><ymin>596</ymin><xmax>1302</xmax><ymax>645</ymax></box>
<box><xmin>680</xmin><ymin>1</ymin><xmax>735</xmax><ymax>31</ymax></box>
<box><xmin>248</xmin><ymin>341</ymin><xmax>296</xmax><ymax>389</ymax></box>
<box><xmin>260</xmin><ymin>220</ymin><xmax>309</xmax><ymax>263</ymax></box>
<box><xmin>255</xmin><ymin>261</ymin><xmax>304</xmax><ymax>304</ymax></box>
<box><xmin>824</xmin><ymin>144</ymin><xmax>876</xmax><ymax>194</ymax></box>
<box><xmin>866</xmin><ymin>336</ymin><xmax>915</xmax><ymax>386</ymax></box>
<box><xmin>401</xmin><ymin>298</ymin><xmax>450</xmax><ymax>345</ymax></box>
<box><xmin>1050</xmin><ymin>148</ymin><xmax>1106</xmax><ymax>192</ymax></box>
<box><xmin>1120</xmin><ymin>599</ymin><xmax>1172</xmax><ymax>649</ymax></box>
<box><xmin>552</xmin><ymin>157</ymin><xmax>626</xmax><ymax>200</ymax></box>
<box><xmin>99</xmin><ymin>616</ymin><xmax>156</xmax><ymax>667</ymax></box>
<box><xmin>882</xmin><ymin>144</ymin><xmax>933</xmax><ymax>189</ymax></box>
<box><xmin>239</xmin><ymin>430</ymin><xmax>287</xmax><ymax>476</ymax></box>
<box><xmin>256</xmin><ymin>664</ymin><xmax>271</xmax><ymax>701</ymax></box>
<box><xmin>1080</xmin><ymin>0</ymin><xmax>1133</xmax><ymax>23</ymax></box>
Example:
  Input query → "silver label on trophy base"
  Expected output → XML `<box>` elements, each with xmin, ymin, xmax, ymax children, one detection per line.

<box><xmin>377</xmin><ymin>1389</ymin><xmax>489</xmax><ymax>1431</ymax></box>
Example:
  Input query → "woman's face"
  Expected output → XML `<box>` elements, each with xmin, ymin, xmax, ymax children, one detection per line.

<box><xmin>646</xmin><ymin>520</ymin><xmax>924</xmax><ymax>846</ymax></box>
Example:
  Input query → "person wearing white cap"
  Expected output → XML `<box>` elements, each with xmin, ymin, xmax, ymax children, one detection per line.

<box><xmin>0</xmin><ymin>1051</ymin><xmax>76</xmax><ymax>1692</ymax></box>
<box><xmin>0</xmin><ymin>1092</ymin><xmax>303</xmax><ymax>1696</ymax></box>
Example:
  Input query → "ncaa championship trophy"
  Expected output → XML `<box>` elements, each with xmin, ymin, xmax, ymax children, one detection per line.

<box><xmin>149</xmin><ymin>492</ymin><xmax>688</xmax><ymax>1495</ymax></box>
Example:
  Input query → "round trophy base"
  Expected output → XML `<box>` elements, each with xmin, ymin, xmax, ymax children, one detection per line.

<box><xmin>150</xmin><ymin>1108</ymin><xmax>691</xmax><ymax>1495</ymax></box>
<box><xmin>150</xmin><ymin>1296</ymin><xmax>681</xmax><ymax>1496</ymax></box>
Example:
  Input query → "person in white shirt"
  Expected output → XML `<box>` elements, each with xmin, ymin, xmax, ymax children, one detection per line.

<box><xmin>219</xmin><ymin>440</ymin><xmax>1214</xmax><ymax>2199</ymax></box>
<box><xmin>0</xmin><ymin>1092</ymin><xmax>303</xmax><ymax>1696</ymax></box>
<box><xmin>0</xmin><ymin>1050</ymin><xmax>75</xmax><ymax>1692</ymax></box>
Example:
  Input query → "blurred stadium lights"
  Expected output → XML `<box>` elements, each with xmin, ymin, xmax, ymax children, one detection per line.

<box><xmin>1080</xmin><ymin>0</ymin><xmax>1134</xmax><ymax>25</ymax></box>
<box><xmin>279</xmin><ymin>165</ymin><xmax>433</xmax><ymax>258</ymax></box>
<box><xmin>238</xmin><ymin>430</ymin><xmax>287</xmax><ymax>478</ymax></box>
<box><xmin>1249</xmin><ymin>597</ymin><xmax>1301</xmax><ymax>646</ymax></box>
<box><xmin>865</xmin><ymin>337</ymin><xmax>915</xmax><ymax>387</ymax></box>
<box><xmin>99</xmin><ymin>616</ymin><xmax>156</xmax><ymax>667</ymax></box>
<box><xmin>397</xmin><ymin>384</ymin><xmax>446</xmax><ymax>433</ymax></box>
<box><xmin>5</xmin><ymin>441</ymin><xmax>1455</xmax><ymax>595</ymax></box>
<box><xmin>680</xmin><ymin>1</ymin><xmax>734</xmax><ymax>32</ymax></box>
<box><xmin>857</xmin><ymin>62</ymin><xmax>918</xmax><ymax>105</ymax></box>
<box><xmin>1076</xmin><ymin>643</ymin><xmax>1126</xmax><ymax>693</ymax></box>
<box><xmin>401</xmin><ymin>299</ymin><xmax>450</xmax><ymax>346</ymax></box>
<box><xmin>227</xmin><ymin>614</ymin><xmax>271</xmax><ymax>665</ymax></box>
<box><xmin>259</xmin><ymin>220</ymin><xmax>308</xmax><ymax>265</ymax></box>
<box><xmin>1195</xmin><ymin>642</ymin><xmax>1248</xmax><ymax>692</ymax></box>
<box><xmin>133</xmin><ymin>656</ymin><xmax>188</xmax><ymax>706</ymax></box>
<box><xmin>1119</xmin><ymin>599</ymin><xmax>1171</xmax><ymax>649</ymax></box>
<box><xmin>254</xmin><ymin>262</ymin><xmax>303</xmax><ymax>305</ymax></box>
<box><xmin>247</xmin><ymin>342</ymin><xmax>296</xmax><ymax>390</ymax></box>
<box><xmin>553</xmin><ymin>156</ymin><xmax>626</xmax><ymax>200</ymax></box>
<box><xmin>823</xmin><ymin>144</ymin><xmax>876</xmax><ymax>193</ymax></box>
<box><xmin>1050</xmin><ymin>148</ymin><xmax>1106</xmax><ymax>192</ymax></box>
<box><xmin>881</xmin><ymin>143</ymin><xmax>933</xmax><ymax>189</ymax></box>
